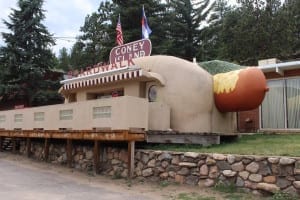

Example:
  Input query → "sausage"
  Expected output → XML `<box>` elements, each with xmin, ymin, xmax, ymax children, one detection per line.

<box><xmin>213</xmin><ymin>67</ymin><xmax>269</xmax><ymax>112</ymax></box>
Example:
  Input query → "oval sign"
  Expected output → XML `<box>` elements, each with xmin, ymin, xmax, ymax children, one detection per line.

<box><xmin>109</xmin><ymin>39</ymin><xmax>152</xmax><ymax>64</ymax></box>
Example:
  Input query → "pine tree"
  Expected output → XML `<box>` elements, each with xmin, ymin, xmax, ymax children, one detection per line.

<box><xmin>0</xmin><ymin>0</ymin><xmax>63</xmax><ymax>107</ymax></box>
<box><xmin>77</xmin><ymin>1</ymin><xmax>115</xmax><ymax>65</ymax></box>
<box><xmin>197</xmin><ymin>0</ymin><xmax>232</xmax><ymax>61</ymax></box>
<box><xmin>70</xmin><ymin>0</ymin><xmax>169</xmax><ymax>68</ymax></box>
<box><xmin>112</xmin><ymin>0</ymin><xmax>169</xmax><ymax>55</ymax></box>
<box><xmin>216</xmin><ymin>0</ymin><xmax>290</xmax><ymax>65</ymax></box>
<box><xmin>57</xmin><ymin>47</ymin><xmax>71</xmax><ymax>72</ymax></box>
<box><xmin>283</xmin><ymin>0</ymin><xmax>300</xmax><ymax>58</ymax></box>
<box><xmin>167</xmin><ymin>0</ymin><xmax>215</xmax><ymax>61</ymax></box>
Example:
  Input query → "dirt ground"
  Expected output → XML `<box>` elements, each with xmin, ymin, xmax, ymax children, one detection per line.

<box><xmin>0</xmin><ymin>152</ymin><xmax>267</xmax><ymax>200</ymax></box>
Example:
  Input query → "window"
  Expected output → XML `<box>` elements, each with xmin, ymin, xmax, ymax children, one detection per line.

<box><xmin>286</xmin><ymin>79</ymin><xmax>300</xmax><ymax>128</ymax></box>
<box><xmin>148</xmin><ymin>85</ymin><xmax>157</xmax><ymax>102</ymax></box>
<box><xmin>261</xmin><ymin>78</ymin><xmax>300</xmax><ymax>129</ymax></box>
<box><xmin>0</xmin><ymin>115</ymin><xmax>6</xmax><ymax>123</ymax></box>
<box><xmin>34</xmin><ymin>112</ymin><xmax>45</xmax><ymax>121</ymax></box>
<box><xmin>93</xmin><ymin>106</ymin><xmax>111</xmax><ymax>119</ymax></box>
<box><xmin>68</xmin><ymin>93</ymin><xmax>77</xmax><ymax>103</ymax></box>
<box><xmin>14</xmin><ymin>114</ymin><xmax>23</xmax><ymax>122</ymax></box>
<box><xmin>87</xmin><ymin>89</ymin><xmax>124</xmax><ymax>100</ymax></box>
<box><xmin>59</xmin><ymin>109</ymin><xmax>73</xmax><ymax>120</ymax></box>
<box><xmin>261</xmin><ymin>80</ymin><xmax>285</xmax><ymax>128</ymax></box>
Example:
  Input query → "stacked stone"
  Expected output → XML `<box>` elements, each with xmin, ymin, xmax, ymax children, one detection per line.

<box><xmin>134</xmin><ymin>151</ymin><xmax>300</xmax><ymax>196</ymax></box>
<box><xmin>73</xmin><ymin>146</ymin><xmax>93</xmax><ymax>171</ymax></box>
<box><xmin>106</xmin><ymin>147</ymin><xmax>129</xmax><ymax>178</ymax></box>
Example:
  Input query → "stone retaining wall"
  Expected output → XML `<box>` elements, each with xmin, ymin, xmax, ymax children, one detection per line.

<box><xmin>18</xmin><ymin>140</ymin><xmax>300</xmax><ymax>196</ymax></box>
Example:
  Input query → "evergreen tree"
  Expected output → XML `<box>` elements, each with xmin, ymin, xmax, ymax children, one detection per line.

<box><xmin>167</xmin><ymin>0</ymin><xmax>215</xmax><ymax>61</ymax></box>
<box><xmin>77</xmin><ymin>1</ymin><xmax>115</xmax><ymax>65</ymax></box>
<box><xmin>0</xmin><ymin>0</ymin><xmax>63</xmax><ymax>107</ymax></box>
<box><xmin>216</xmin><ymin>0</ymin><xmax>290</xmax><ymax>65</ymax></box>
<box><xmin>283</xmin><ymin>0</ymin><xmax>300</xmax><ymax>58</ymax></box>
<box><xmin>69</xmin><ymin>41</ymin><xmax>86</xmax><ymax>70</ymax></box>
<box><xmin>57</xmin><ymin>47</ymin><xmax>71</xmax><ymax>72</ymax></box>
<box><xmin>197</xmin><ymin>0</ymin><xmax>232</xmax><ymax>61</ymax></box>
<box><xmin>70</xmin><ymin>0</ymin><xmax>169</xmax><ymax>68</ymax></box>
<box><xmin>112</xmin><ymin>0</ymin><xmax>170</xmax><ymax>55</ymax></box>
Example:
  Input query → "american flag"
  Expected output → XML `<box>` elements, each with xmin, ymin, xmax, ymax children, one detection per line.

<box><xmin>116</xmin><ymin>15</ymin><xmax>123</xmax><ymax>46</ymax></box>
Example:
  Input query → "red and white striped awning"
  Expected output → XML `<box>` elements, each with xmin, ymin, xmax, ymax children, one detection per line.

<box><xmin>60</xmin><ymin>67</ymin><xmax>143</xmax><ymax>91</ymax></box>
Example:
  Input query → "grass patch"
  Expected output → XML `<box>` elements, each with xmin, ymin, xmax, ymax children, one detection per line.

<box><xmin>223</xmin><ymin>193</ymin><xmax>255</xmax><ymax>200</ymax></box>
<box><xmin>271</xmin><ymin>191</ymin><xmax>298</xmax><ymax>200</ymax></box>
<box><xmin>111</xmin><ymin>171</ymin><xmax>122</xmax><ymax>180</ymax></box>
<box><xmin>213</xmin><ymin>182</ymin><xmax>265</xmax><ymax>200</ymax></box>
<box><xmin>176</xmin><ymin>192</ymin><xmax>216</xmax><ymax>200</ymax></box>
<box><xmin>214</xmin><ymin>182</ymin><xmax>237</xmax><ymax>193</ymax></box>
<box><xmin>143</xmin><ymin>134</ymin><xmax>300</xmax><ymax>156</ymax></box>
<box><xmin>158</xmin><ymin>180</ymin><xmax>171</xmax><ymax>188</ymax></box>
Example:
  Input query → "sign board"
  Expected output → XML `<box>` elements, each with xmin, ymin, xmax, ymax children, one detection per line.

<box><xmin>66</xmin><ymin>59</ymin><xmax>135</xmax><ymax>78</ymax></box>
<box><xmin>109</xmin><ymin>39</ymin><xmax>152</xmax><ymax>64</ymax></box>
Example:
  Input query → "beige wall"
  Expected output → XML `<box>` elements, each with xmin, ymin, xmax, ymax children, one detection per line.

<box><xmin>0</xmin><ymin>96</ymin><xmax>148</xmax><ymax>131</ymax></box>
<box><xmin>148</xmin><ymin>102</ymin><xmax>170</xmax><ymax>131</ymax></box>
<box><xmin>211</xmin><ymin>104</ymin><xmax>237</xmax><ymax>134</ymax></box>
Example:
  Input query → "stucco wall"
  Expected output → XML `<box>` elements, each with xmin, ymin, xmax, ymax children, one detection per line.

<box><xmin>0</xmin><ymin>96</ymin><xmax>148</xmax><ymax>130</ymax></box>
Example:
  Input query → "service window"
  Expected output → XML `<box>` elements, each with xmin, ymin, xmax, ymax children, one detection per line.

<box><xmin>68</xmin><ymin>93</ymin><xmax>77</xmax><ymax>103</ymax></box>
<box><xmin>87</xmin><ymin>89</ymin><xmax>124</xmax><ymax>100</ymax></box>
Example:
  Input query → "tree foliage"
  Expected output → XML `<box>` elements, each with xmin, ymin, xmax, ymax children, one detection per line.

<box><xmin>0</xmin><ymin>0</ymin><xmax>63</xmax><ymax>107</ymax></box>
<box><xmin>167</xmin><ymin>0</ymin><xmax>215</xmax><ymax>60</ymax></box>
<box><xmin>216</xmin><ymin>0</ymin><xmax>299</xmax><ymax>65</ymax></box>
<box><xmin>49</xmin><ymin>0</ymin><xmax>300</xmax><ymax>71</ymax></box>
<box><xmin>57</xmin><ymin>47</ymin><xmax>71</xmax><ymax>71</ymax></box>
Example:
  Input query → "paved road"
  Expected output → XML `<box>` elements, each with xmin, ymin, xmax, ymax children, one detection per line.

<box><xmin>0</xmin><ymin>153</ymin><xmax>155</xmax><ymax>200</ymax></box>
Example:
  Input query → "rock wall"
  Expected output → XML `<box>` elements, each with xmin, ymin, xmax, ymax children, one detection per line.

<box><xmin>18</xmin><ymin>140</ymin><xmax>300</xmax><ymax>196</ymax></box>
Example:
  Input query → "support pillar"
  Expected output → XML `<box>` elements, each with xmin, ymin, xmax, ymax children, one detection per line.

<box><xmin>44</xmin><ymin>138</ymin><xmax>50</xmax><ymax>162</ymax></box>
<box><xmin>66</xmin><ymin>139</ymin><xmax>72</xmax><ymax>168</ymax></box>
<box><xmin>26</xmin><ymin>138</ymin><xmax>31</xmax><ymax>158</ymax></box>
<box><xmin>12</xmin><ymin>138</ymin><xmax>16</xmax><ymax>154</ymax></box>
<box><xmin>0</xmin><ymin>136</ymin><xmax>3</xmax><ymax>152</ymax></box>
<box><xmin>93</xmin><ymin>140</ymin><xmax>100</xmax><ymax>174</ymax></box>
<box><xmin>127</xmin><ymin>141</ymin><xmax>135</xmax><ymax>179</ymax></box>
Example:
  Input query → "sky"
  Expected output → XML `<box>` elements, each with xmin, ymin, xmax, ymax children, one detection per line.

<box><xmin>0</xmin><ymin>0</ymin><xmax>237</xmax><ymax>56</ymax></box>
<box><xmin>0</xmin><ymin>0</ymin><xmax>102</xmax><ymax>55</ymax></box>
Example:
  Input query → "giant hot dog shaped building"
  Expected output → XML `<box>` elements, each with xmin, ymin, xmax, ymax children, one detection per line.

<box><xmin>0</xmin><ymin>55</ymin><xmax>268</xmax><ymax>139</ymax></box>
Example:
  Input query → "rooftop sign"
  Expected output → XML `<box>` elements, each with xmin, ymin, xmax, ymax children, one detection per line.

<box><xmin>109</xmin><ymin>39</ymin><xmax>152</xmax><ymax>64</ymax></box>
<box><xmin>65</xmin><ymin>59</ymin><xmax>135</xmax><ymax>79</ymax></box>
<box><xmin>64</xmin><ymin>39</ymin><xmax>151</xmax><ymax>80</ymax></box>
